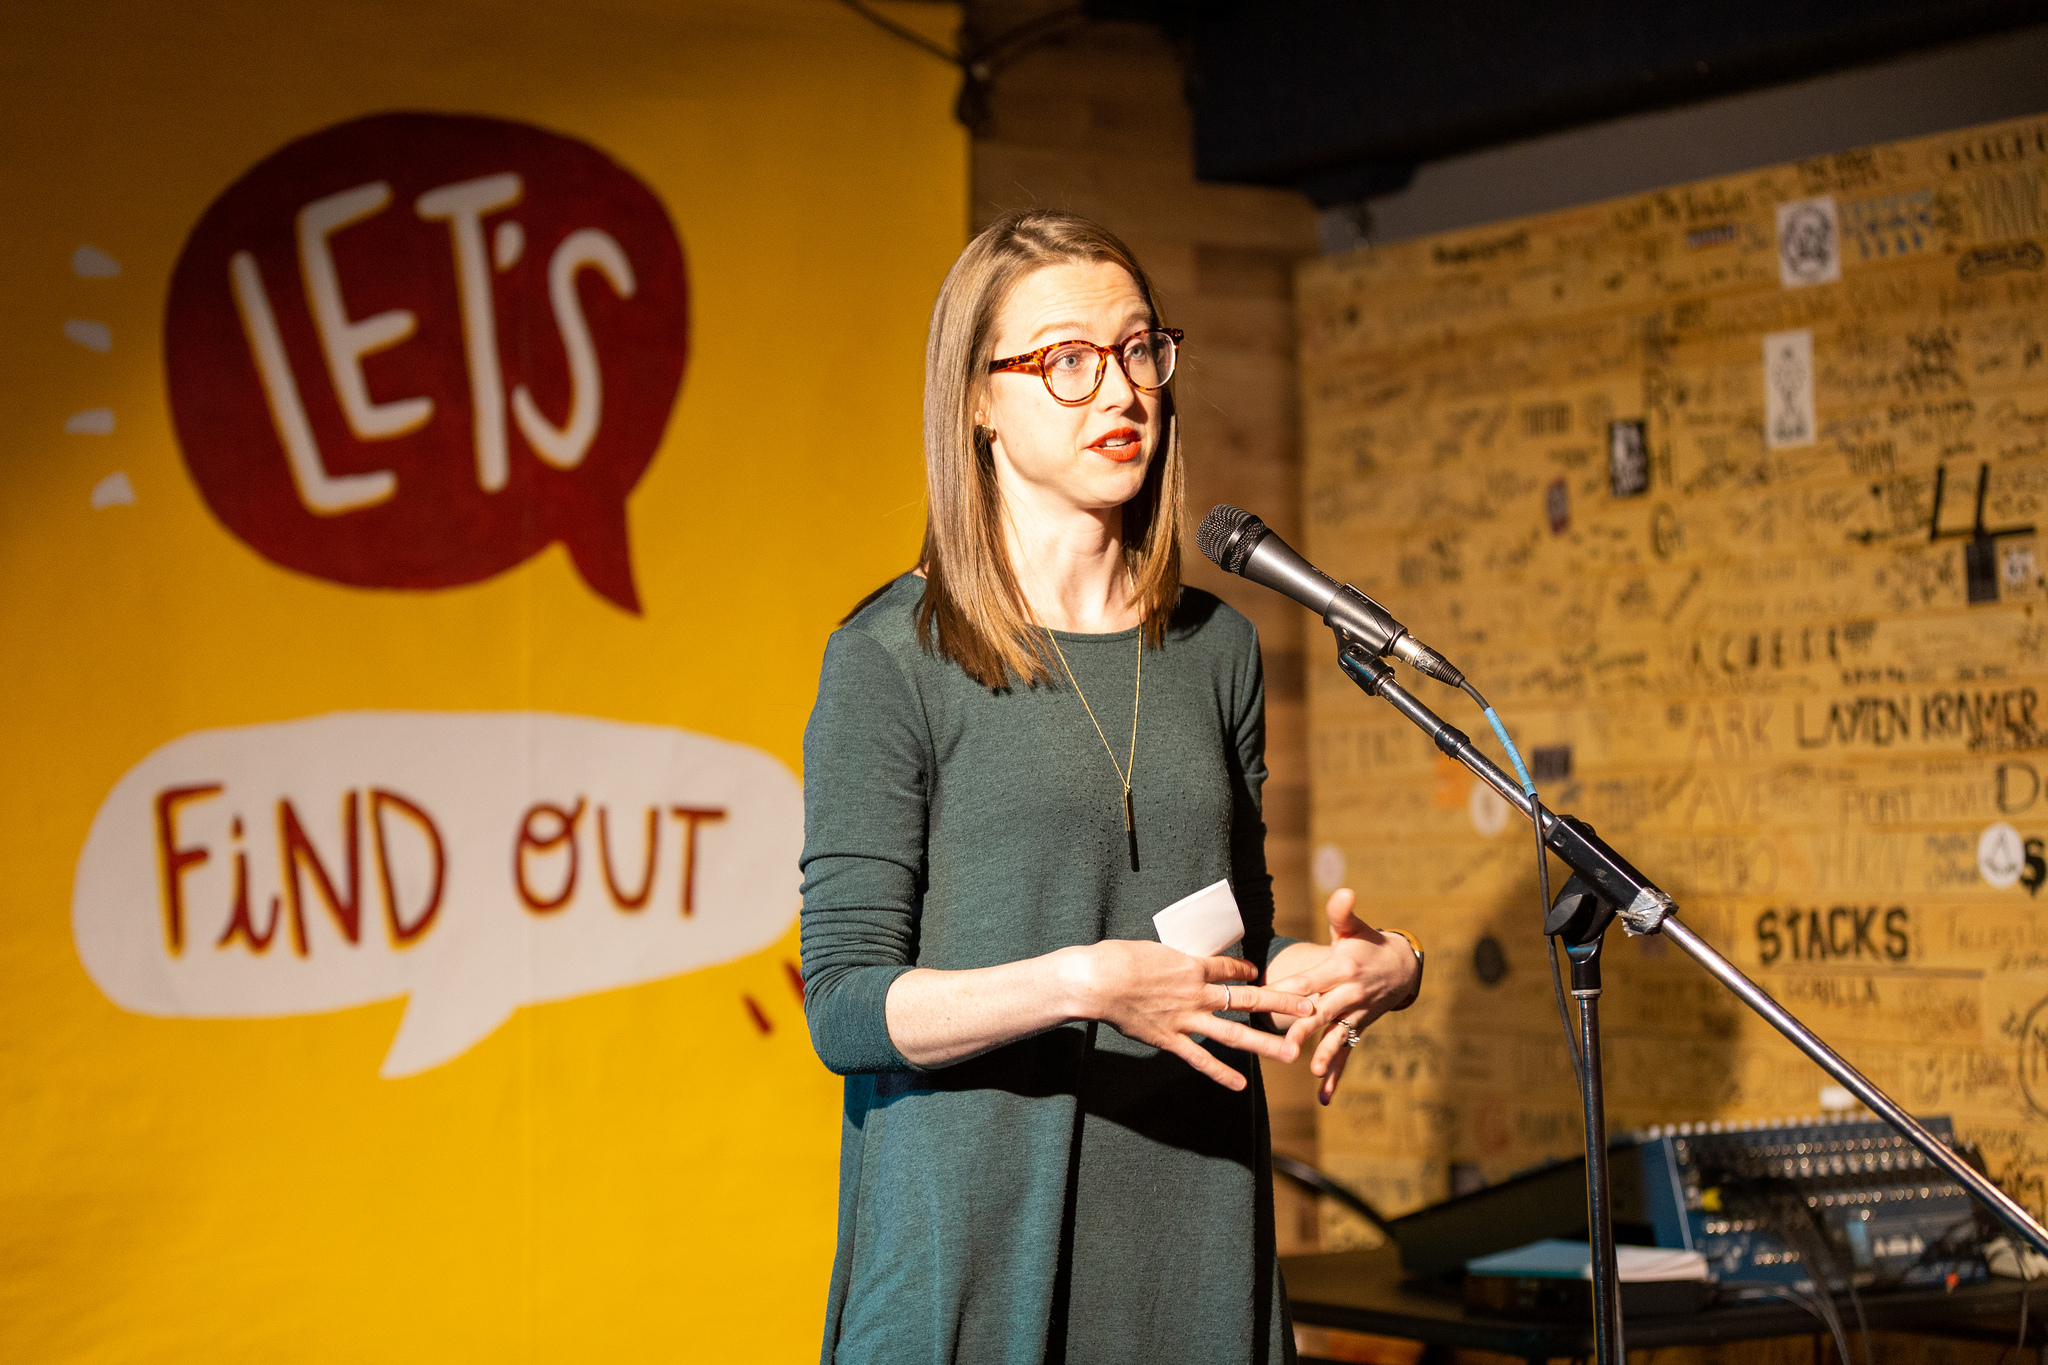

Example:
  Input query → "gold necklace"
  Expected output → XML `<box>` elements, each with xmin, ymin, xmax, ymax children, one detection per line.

<box><xmin>1045</xmin><ymin>620</ymin><xmax>1142</xmax><ymax>835</ymax></box>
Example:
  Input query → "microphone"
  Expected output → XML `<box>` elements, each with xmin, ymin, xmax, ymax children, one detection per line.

<box><xmin>1196</xmin><ymin>504</ymin><xmax>1465</xmax><ymax>687</ymax></box>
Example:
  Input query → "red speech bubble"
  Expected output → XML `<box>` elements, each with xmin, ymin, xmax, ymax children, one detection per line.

<box><xmin>165</xmin><ymin>112</ymin><xmax>687</xmax><ymax>613</ymax></box>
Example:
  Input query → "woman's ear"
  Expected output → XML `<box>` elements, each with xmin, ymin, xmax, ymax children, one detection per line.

<box><xmin>970</xmin><ymin>379</ymin><xmax>999</xmax><ymax>455</ymax></box>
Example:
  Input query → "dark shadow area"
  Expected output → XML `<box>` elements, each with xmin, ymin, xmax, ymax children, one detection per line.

<box><xmin>1435</xmin><ymin>787</ymin><xmax>1745</xmax><ymax>1202</ymax></box>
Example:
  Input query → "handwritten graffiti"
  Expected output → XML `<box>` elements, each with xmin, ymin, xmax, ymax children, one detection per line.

<box><xmin>1755</xmin><ymin>906</ymin><xmax>1911</xmax><ymax>964</ymax></box>
<box><xmin>1795</xmin><ymin>687</ymin><xmax>2044</xmax><ymax>751</ymax></box>
<box><xmin>2020</xmin><ymin>996</ymin><xmax>2048</xmax><ymax>1120</ymax></box>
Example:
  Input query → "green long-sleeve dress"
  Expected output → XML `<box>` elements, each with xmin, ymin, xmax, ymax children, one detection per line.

<box><xmin>799</xmin><ymin>573</ymin><xmax>1300</xmax><ymax>1365</ymax></box>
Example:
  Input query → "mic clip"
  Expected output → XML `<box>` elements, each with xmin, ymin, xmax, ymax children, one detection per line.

<box><xmin>1335</xmin><ymin>633</ymin><xmax>1397</xmax><ymax>696</ymax></box>
<box><xmin>1327</xmin><ymin>587</ymin><xmax>1467</xmax><ymax>689</ymax></box>
<box><xmin>1325</xmin><ymin>584</ymin><xmax>1403</xmax><ymax>656</ymax></box>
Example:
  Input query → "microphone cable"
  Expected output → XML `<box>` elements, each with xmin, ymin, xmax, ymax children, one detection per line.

<box><xmin>1456</xmin><ymin>678</ymin><xmax>1583</xmax><ymax>1090</ymax></box>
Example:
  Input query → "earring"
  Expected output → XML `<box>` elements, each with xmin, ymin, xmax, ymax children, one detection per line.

<box><xmin>974</xmin><ymin>423</ymin><xmax>996</xmax><ymax>447</ymax></box>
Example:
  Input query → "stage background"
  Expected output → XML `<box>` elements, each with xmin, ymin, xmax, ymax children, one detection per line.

<box><xmin>0</xmin><ymin>2</ymin><xmax>962</xmax><ymax>1360</ymax></box>
<box><xmin>1301</xmin><ymin>112</ymin><xmax>2048</xmax><ymax>1246</ymax></box>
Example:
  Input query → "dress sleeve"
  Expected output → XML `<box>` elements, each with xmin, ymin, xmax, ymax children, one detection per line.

<box><xmin>798</xmin><ymin>627</ymin><xmax>928</xmax><ymax>1074</ymax></box>
<box><xmin>1228</xmin><ymin>624</ymin><xmax>1303</xmax><ymax>976</ymax></box>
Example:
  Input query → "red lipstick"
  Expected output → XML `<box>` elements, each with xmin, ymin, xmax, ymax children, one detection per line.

<box><xmin>1089</xmin><ymin>427</ymin><xmax>1142</xmax><ymax>463</ymax></box>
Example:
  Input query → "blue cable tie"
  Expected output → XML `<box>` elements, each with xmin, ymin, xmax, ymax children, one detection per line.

<box><xmin>1483</xmin><ymin>706</ymin><xmax>1536</xmax><ymax>796</ymax></box>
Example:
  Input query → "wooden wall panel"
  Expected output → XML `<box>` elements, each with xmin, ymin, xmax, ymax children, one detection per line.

<box><xmin>1299</xmin><ymin>115</ymin><xmax>2048</xmax><ymax>1249</ymax></box>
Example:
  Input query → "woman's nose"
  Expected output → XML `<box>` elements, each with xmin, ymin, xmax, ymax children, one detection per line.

<box><xmin>1097</xmin><ymin>353</ymin><xmax>1142</xmax><ymax>408</ymax></box>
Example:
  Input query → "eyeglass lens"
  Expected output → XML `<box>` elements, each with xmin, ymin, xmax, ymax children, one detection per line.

<box><xmin>1043</xmin><ymin>331</ymin><xmax>1176</xmax><ymax>402</ymax></box>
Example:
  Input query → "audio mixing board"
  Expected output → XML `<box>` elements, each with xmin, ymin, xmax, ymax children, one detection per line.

<box><xmin>1388</xmin><ymin>1113</ymin><xmax>1988</xmax><ymax>1288</ymax></box>
<box><xmin>1634</xmin><ymin>1115</ymin><xmax>1983</xmax><ymax>1287</ymax></box>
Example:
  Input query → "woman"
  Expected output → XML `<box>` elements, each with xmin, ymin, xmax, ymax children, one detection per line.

<box><xmin>799</xmin><ymin>209</ymin><xmax>1422</xmax><ymax>1365</ymax></box>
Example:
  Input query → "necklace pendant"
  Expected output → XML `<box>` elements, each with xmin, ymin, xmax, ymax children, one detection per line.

<box><xmin>1123</xmin><ymin>786</ymin><xmax>1134</xmax><ymax>833</ymax></box>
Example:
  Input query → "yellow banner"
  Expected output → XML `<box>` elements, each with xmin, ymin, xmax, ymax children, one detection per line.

<box><xmin>0</xmin><ymin>2</ymin><xmax>963</xmax><ymax>1359</ymax></box>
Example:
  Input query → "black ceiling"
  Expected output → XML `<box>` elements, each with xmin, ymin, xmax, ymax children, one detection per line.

<box><xmin>1096</xmin><ymin>0</ymin><xmax>2048</xmax><ymax>205</ymax></box>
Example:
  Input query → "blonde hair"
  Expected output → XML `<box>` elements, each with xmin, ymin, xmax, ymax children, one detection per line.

<box><xmin>916</xmin><ymin>209</ymin><xmax>1185</xmax><ymax>688</ymax></box>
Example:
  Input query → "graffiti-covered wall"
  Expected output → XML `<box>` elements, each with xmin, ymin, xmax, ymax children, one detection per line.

<box><xmin>1299</xmin><ymin>114</ymin><xmax>2048</xmax><ymax>1231</ymax></box>
<box><xmin>0</xmin><ymin>2</ymin><xmax>962</xmax><ymax>1359</ymax></box>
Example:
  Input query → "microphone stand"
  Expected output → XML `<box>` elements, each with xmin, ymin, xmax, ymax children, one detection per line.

<box><xmin>1331</xmin><ymin>633</ymin><xmax>2048</xmax><ymax>1365</ymax></box>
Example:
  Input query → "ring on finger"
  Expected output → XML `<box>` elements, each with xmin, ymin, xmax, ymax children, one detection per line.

<box><xmin>1221</xmin><ymin>984</ymin><xmax>1233</xmax><ymax>1012</ymax></box>
<box><xmin>1339</xmin><ymin>1019</ymin><xmax>1362</xmax><ymax>1049</ymax></box>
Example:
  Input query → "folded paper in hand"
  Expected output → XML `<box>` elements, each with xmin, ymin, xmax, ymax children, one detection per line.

<box><xmin>1152</xmin><ymin>879</ymin><xmax>1244</xmax><ymax>957</ymax></box>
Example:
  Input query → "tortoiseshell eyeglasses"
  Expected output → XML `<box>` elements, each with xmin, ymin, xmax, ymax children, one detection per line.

<box><xmin>987</xmin><ymin>328</ymin><xmax>1183</xmax><ymax>406</ymax></box>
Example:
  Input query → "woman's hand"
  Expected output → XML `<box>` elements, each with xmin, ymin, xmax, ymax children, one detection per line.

<box><xmin>1060</xmin><ymin>940</ymin><xmax>1314</xmax><ymax>1091</ymax></box>
<box><xmin>1266</xmin><ymin>889</ymin><xmax>1421</xmax><ymax>1105</ymax></box>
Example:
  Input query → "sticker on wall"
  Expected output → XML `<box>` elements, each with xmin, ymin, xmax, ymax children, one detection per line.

<box><xmin>1472</xmin><ymin>934</ymin><xmax>1508</xmax><ymax>986</ymax></box>
<box><xmin>164</xmin><ymin>112</ymin><xmax>688</xmax><ymax>614</ymax></box>
<box><xmin>1530</xmin><ymin>745</ymin><xmax>1572</xmax><ymax>783</ymax></box>
<box><xmin>1608</xmin><ymin>419</ymin><xmax>1648</xmax><ymax>497</ymax></box>
<box><xmin>72</xmin><ymin>712</ymin><xmax>798</xmax><ymax>1077</ymax></box>
<box><xmin>1312</xmin><ymin>842</ymin><xmax>1346</xmax><ymax>893</ymax></box>
<box><xmin>1775</xmin><ymin>195</ymin><xmax>1841</xmax><ymax>288</ymax></box>
<box><xmin>1764</xmin><ymin>329</ymin><xmax>1815</xmax><ymax>450</ymax></box>
<box><xmin>1981</xmin><ymin>822</ymin><xmax>2027</xmax><ymax>890</ymax></box>
<box><xmin>1468</xmin><ymin>781</ymin><xmax>1511</xmax><ymax>838</ymax></box>
<box><xmin>2006</xmin><ymin>544</ymin><xmax>2038</xmax><ymax>588</ymax></box>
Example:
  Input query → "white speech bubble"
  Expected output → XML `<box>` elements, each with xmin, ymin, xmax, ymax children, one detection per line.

<box><xmin>72</xmin><ymin>711</ymin><xmax>801</xmax><ymax>1077</ymax></box>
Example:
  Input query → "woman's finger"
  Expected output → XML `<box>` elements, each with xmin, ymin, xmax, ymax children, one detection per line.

<box><xmin>1319</xmin><ymin>1037</ymin><xmax>1356</xmax><ymax>1104</ymax></box>
<box><xmin>1197</xmin><ymin>1017</ymin><xmax>1301</xmax><ymax>1065</ymax></box>
<box><xmin>1287</xmin><ymin>982</ymin><xmax>1368</xmax><ymax>1049</ymax></box>
<box><xmin>1159</xmin><ymin>1033</ymin><xmax>1248</xmax><ymax>1090</ymax></box>
<box><xmin>1267</xmin><ymin>954</ymin><xmax>1362</xmax><ymax>998</ymax></box>
<box><xmin>1285</xmin><ymin>1010</ymin><xmax>1327</xmax><ymax>1050</ymax></box>
<box><xmin>1325</xmin><ymin>887</ymin><xmax>1361</xmax><ymax>937</ymax></box>
<box><xmin>1266</xmin><ymin>964</ymin><xmax>1337</xmax><ymax>996</ymax></box>
<box><xmin>1309</xmin><ymin>1015</ymin><xmax>1360</xmax><ymax>1078</ymax></box>
<box><xmin>1280</xmin><ymin>1011</ymin><xmax>1314</xmax><ymax>1048</ymax></box>
<box><xmin>1211</xmin><ymin>983</ymin><xmax>1312</xmax><ymax>1017</ymax></box>
<box><xmin>1201</xmin><ymin>955</ymin><xmax>1261</xmax><ymax>982</ymax></box>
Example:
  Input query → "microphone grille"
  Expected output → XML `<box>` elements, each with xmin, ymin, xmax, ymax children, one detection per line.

<box><xmin>1196</xmin><ymin>504</ymin><xmax>1266</xmax><ymax>575</ymax></box>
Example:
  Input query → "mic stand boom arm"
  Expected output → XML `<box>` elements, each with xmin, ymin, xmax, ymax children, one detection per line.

<box><xmin>1332</xmin><ymin>634</ymin><xmax>2048</xmax><ymax>1263</ymax></box>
